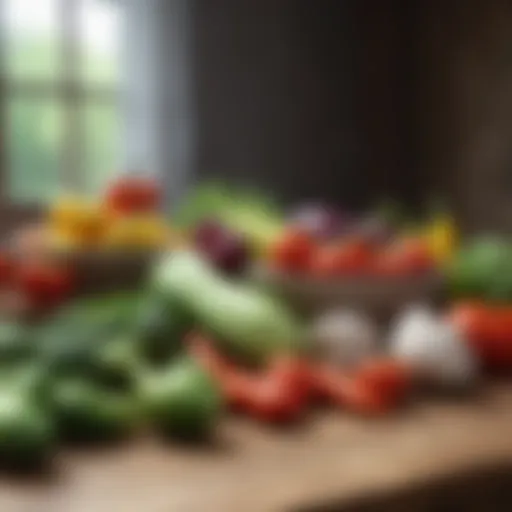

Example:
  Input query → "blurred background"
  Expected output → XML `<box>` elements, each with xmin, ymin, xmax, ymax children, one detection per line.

<box><xmin>0</xmin><ymin>0</ymin><xmax>511</xmax><ymax>229</ymax></box>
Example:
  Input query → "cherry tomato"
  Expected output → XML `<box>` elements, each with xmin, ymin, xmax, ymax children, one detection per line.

<box><xmin>332</xmin><ymin>239</ymin><xmax>373</xmax><ymax>275</ymax></box>
<box><xmin>373</xmin><ymin>238</ymin><xmax>433</xmax><ymax>277</ymax></box>
<box><xmin>355</xmin><ymin>359</ymin><xmax>412</xmax><ymax>404</ymax></box>
<box><xmin>267</xmin><ymin>356</ymin><xmax>313</xmax><ymax>403</ymax></box>
<box><xmin>106</xmin><ymin>174</ymin><xmax>160</xmax><ymax>215</ymax></box>
<box><xmin>245</xmin><ymin>377</ymin><xmax>306</xmax><ymax>423</ymax></box>
<box><xmin>311</xmin><ymin>239</ymin><xmax>373</xmax><ymax>277</ymax></box>
<box><xmin>310</xmin><ymin>364</ymin><xmax>395</xmax><ymax>415</ymax></box>
<box><xmin>269</xmin><ymin>229</ymin><xmax>315</xmax><ymax>273</ymax></box>
<box><xmin>16</xmin><ymin>263</ymin><xmax>74</xmax><ymax>307</ymax></box>
<box><xmin>309</xmin><ymin>246</ymin><xmax>341</xmax><ymax>277</ymax></box>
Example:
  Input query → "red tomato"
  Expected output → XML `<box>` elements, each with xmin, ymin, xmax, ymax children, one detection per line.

<box><xmin>245</xmin><ymin>377</ymin><xmax>306</xmax><ymax>423</ymax></box>
<box><xmin>267</xmin><ymin>356</ymin><xmax>313</xmax><ymax>403</ymax></box>
<box><xmin>310</xmin><ymin>364</ymin><xmax>395</xmax><ymax>415</ymax></box>
<box><xmin>187</xmin><ymin>333</ymin><xmax>259</xmax><ymax>410</ymax></box>
<box><xmin>16</xmin><ymin>263</ymin><xmax>74</xmax><ymax>307</ymax></box>
<box><xmin>332</xmin><ymin>239</ymin><xmax>373</xmax><ymax>275</ymax></box>
<box><xmin>105</xmin><ymin>175</ymin><xmax>160</xmax><ymax>215</ymax></box>
<box><xmin>449</xmin><ymin>303</ymin><xmax>512</xmax><ymax>370</ymax></box>
<box><xmin>355</xmin><ymin>359</ymin><xmax>412</xmax><ymax>404</ymax></box>
<box><xmin>0</xmin><ymin>253</ymin><xmax>13</xmax><ymax>286</ymax></box>
<box><xmin>270</xmin><ymin>229</ymin><xmax>315</xmax><ymax>273</ymax></box>
<box><xmin>310</xmin><ymin>240</ymin><xmax>372</xmax><ymax>277</ymax></box>
<box><xmin>187</xmin><ymin>333</ymin><xmax>233</xmax><ymax>379</ymax></box>
<box><xmin>309</xmin><ymin>246</ymin><xmax>341</xmax><ymax>277</ymax></box>
<box><xmin>373</xmin><ymin>238</ymin><xmax>433</xmax><ymax>277</ymax></box>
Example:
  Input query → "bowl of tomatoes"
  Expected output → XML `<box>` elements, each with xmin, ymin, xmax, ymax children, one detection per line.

<box><xmin>254</xmin><ymin>228</ymin><xmax>445</xmax><ymax>319</ymax></box>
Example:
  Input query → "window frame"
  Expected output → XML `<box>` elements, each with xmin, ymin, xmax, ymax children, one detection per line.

<box><xmin>0</xmin><ymin>0</ymin><xmax>119</xmax><ymax>229</ymax></box>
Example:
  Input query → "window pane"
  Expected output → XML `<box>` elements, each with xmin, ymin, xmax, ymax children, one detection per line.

<box><xmin>2</xmin><ymin>0</ymin><xmax>60</xmax><ymax>80</ymax></box>
<box><xmin>7</xmin><ymin>98</ymin><xmax>63</xmax><ymax>202</ymax></box>
<box><xmin>83</xmin><ymin>103</ymin><xmax>120</xmax><ymax>194</ymax></box>
<box><xmin>79</xmin><ymin>0</ymin><xmax>122</xmax><ymax>85</ymax></box>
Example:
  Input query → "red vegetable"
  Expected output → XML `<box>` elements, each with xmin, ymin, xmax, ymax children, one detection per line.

<box><xmin>372</xmin><ymin>237</ymin><xmax>433</xmax><ymax>277</ymax></box>
<box><xmin>355</xmin><ymin>359</ymin><xmax>412</xmax><ymax>404</ymax></box>
<box><xmin>16</xmin><ymin>263</ymin><xmax>74</xmax><ymax>308</ymax></box>
<box><xmin>311</xmin><ymin>364</ymin><xmax>390</xmax><ymax>415</ymax></box>
<box><xmin>267</xmin><ymin>356</ymin><xmax>312</xmax><ymax>401</ymax></box>
<box><xmin>244</xmin><ymin>377</ymin><xmax>306</xmax><ymax>423</ymax></box>
<box><xmin>449</xmin><ymin>302</ymin><xmax>512</xmax><ymax>370</ymax></box>
<box><xmin>310</xmin><ymin>239</ymin><xmax>373</xmax><ymax>277</ymax></box>
<box><xmin>270</xmin><ymin>228</ymin><xmax>315</xmax><ymax>273</ymax></box>
<box><xmin>188</xmin><ymin>334</ymin><xmax>256</xmax><ymax>410</ymax></box>
<box><xmin>0</xmin><ymin>253</ymin><xmax>13</xmax><ymax>286</ymax></box>
<box><xmin>105</xmin><ymin>174</ymin><xmax>160</xmax><ymax>215</ymax></box>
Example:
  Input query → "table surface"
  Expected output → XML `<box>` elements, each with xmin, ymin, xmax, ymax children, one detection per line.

<box><xmin>1</xmin><ymin>383</ymin><xmax>512</xmax><ymax>512</ymax></box>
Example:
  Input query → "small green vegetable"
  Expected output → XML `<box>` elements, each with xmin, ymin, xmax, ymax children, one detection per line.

<box><xmin>0</xmin><ymin>388</ymin><xmax>55</xmax><ymax>469</ymax></box>
<box><xmin>0</xmin><ymin>322</ymin><xmax>33</xmax><ymax>366</ymax></box>
<box><xmin>448</xmin><ymin>237</ymin><xmax>512</xmax><ymax>300</ymax></box>
<box><xmin>51</xmin><ymin>378</ymin><xmax>138</xmax><ymax>443</ymax></box>
<box><xmin>141</xmin><ymin>357</ymin><xmax>222</xmax><ymax>441</ymax></box>
<box><xmin>133</xmin><ymin>293</ymin><xmax>193</xmax><ymax>366</ymax></box>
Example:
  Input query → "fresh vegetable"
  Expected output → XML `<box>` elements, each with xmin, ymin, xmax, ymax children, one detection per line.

<box><xmin>153</xmin><ymin>251</ymin><xmax>306</xmax><ymax>364</ymax></box>
<box><xmin>193</xmin><ymin>220</ymin><xmax>249</xmax><ymax>275</ymax></box>
<box><xmin>269</xmin><ymin>228</ymin><xmax>315</xmax><ymax>273</ymax></box>
<box><xmin>289</xmin><ymin>203</ymin><xmax>351</xmax><ymax>240</ymax></box>
<box><xmin>52</xmin><ymin>378</ymin><xmax>138</xmax><ymax>442</ymax></box>
<box><xmin>16</xmin><ymin>262</ymin><xmax>74</xmax><ymax>309</ymax></box>
<box><xmin>0</xmin><ymin>252</ymin><xmax>13</xmax><ymax>286</ymax></box>
<box><xmin>37</xmin><ymin>293</ymin><xmax>142</xmax><ymax>380</ymax></box>
<box><xmin>238</xmin><ymin>356</ymin><xmax>311</xmax><ymax>423</ymax></box>
<box><xmin>311</xmin><ymin>241</ymin><xmax>372</xmax><ymax>277</ymax></box>
<box><xmin>389</xmin><ymin>305</ymin><xmax>478</xmax><ymax>388</ymax></box>
<box><xmin>189</xmin><ymin>335</ymin><xmax>309</xmax><ymax>422</ymax></box>
<box><xmin>105</xmin><ymin>174</ymin><xmax>160</xmax><ymax>215</ymax></box>
<box><xmin>423</xmin><ymin>209</ymin><xmax>458</xmax><ymax>265</ymax></box>
<box><xmin>175</xmin><ymin>183</ymin><xmax>283</xmax><ymax>255</ymax></box>
<box><xmin>372</xmin><ymin>238</ymin><xmax>432</xmax><ymax>277</ymax></box>
<box><xmin>310</xmin><ymin>364</ymin><xmax>394</xmax><ymax>415</ymax></box>
<box><xmin>447</xmin><ymin>237</ymin><xmax>511</xmax><ymax>300</ymax></box>
<box><xmin>104</xmin><ymin>214</ymin><xmax>170</xmax><ymax>249</ymax></box>
<box><xmin>0</xmin><ymin>374</ymin><xmax>55</xmax><ymax>468</ymax></box>
<box><xmin>133</xmin><ymin>293</ymin><xmax>193</xmax><ymax>365</ymax></box>
<box><xmin>449</xmin><ymin>302</ymin><xmax>512</xmax><ymax>370</ymax></box>
<box><xmin>355</xmin><ymin>359</ymin><xmax>412</xmax><ymax>404</ymax></box>
<box><xmin>311</xmin><ymin>309</ymin><xmax>378</xmax><ymax>367</ymax></box>
<box><xmin>49</xmin><ymin>196</ymin><xmax>106</xmax><ymax>245</ymax></box>
<box><xmin>485</xmin><ymin>259</ymin><xmax>512</xmax><ymax>305</ymax></box>
<box><xmin>0</xmin><ymin>322</ymin><xmax>33</xmax><ymax>365</ymax></box>
<box><xmin>241</xmin><ymin>375</ymin><xmax>305</xmax><ymax>423</ymax></box>
<box><xmin>141</xmin><ymin>357</ymin><xmax>223</xmax><ymax>440</ymax></box>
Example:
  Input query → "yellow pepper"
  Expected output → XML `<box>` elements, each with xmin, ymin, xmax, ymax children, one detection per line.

<box><xmin>424</xmin><ymin>212</ymin><xmax>458</xmax><ymax>265</ymax></box>
<box><xmin>104</xmin><ymin>214</ymin><xmax>171</xmax><ymax>249</ymax></box>
<box><xmin>49</xmin><ymin>196</ymin><xmax>106</xmax><ymax>245</ymax></box>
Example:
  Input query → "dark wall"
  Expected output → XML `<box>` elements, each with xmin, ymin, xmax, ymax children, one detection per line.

<box><xmin>190</xmin><ymin>0</ymin><xmax>421</xmax><ymax>209</ymax></box>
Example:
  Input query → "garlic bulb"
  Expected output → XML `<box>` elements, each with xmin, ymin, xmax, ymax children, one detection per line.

<box><xmin>312</xmin><ymin>309</ymin><xmax>378</xmax><ymax>367</ymax></box>
<box><xmin>389</xmin><ymin>304</ymin><xmax>477</xmax><ymax>388</ymax></box>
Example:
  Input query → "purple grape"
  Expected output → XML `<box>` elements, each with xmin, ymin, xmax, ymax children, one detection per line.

<box><xmin>193</xmin><ymin>219</ymin><xmax>249</xmax><ymax>274</ymax></box>
<box><xmin>193</xmin><ymin>219</ymin><xmax>229</xmax><ymax>250</ymax></box>
<box><xmin>207</xmin><ymin>234</ymin><xmax>249</xmax><ymax>274</ymax></box>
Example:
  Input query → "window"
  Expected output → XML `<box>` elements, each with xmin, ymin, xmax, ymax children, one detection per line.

<box><xmin>0</xmin><ymin>0</ymin><xmax>123</xmax><ymax>204</ymax></box>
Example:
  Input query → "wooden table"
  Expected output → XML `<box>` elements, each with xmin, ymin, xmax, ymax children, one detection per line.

<box><xmin>1</xmin><ymin>383</ymin><xmax>512</xmax><ymax>512</ymax></box>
